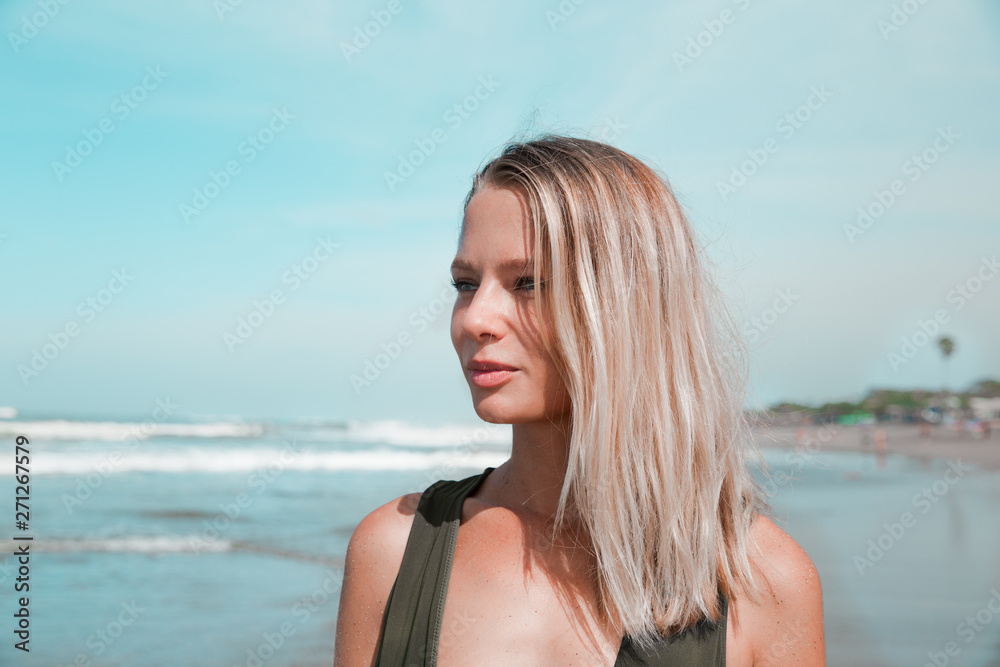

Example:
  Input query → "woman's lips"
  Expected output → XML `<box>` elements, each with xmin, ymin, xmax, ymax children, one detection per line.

<box><xmin>469</xmin><ymin>368</ymin><xmax>517</xmax><ymax>388</ymax></box>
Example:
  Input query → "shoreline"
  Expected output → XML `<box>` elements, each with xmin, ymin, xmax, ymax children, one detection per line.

<box><xmin>753</xmin><ymin>422</ymin><xmax>1000</xmax><ymax>472</ymax></box>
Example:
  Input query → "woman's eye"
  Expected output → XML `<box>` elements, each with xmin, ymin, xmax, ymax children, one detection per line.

<box><xmin>450</xmin><ymin>277</ymin><xmax>543</xmax><ymax>293</ymax></box>
<box><xmin>519</xmin><ymin>275</ymin><xmax>547</xmax><ymax>291</ymax></box>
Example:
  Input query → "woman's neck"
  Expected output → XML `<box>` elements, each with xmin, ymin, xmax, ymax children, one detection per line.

<box><xmin>486</xmin><ymin>420</ymin><xmax>573</xmax><ymax>522</ymax></box>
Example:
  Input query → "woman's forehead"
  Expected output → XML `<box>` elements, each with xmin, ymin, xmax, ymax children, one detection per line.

<box><xmin>459</xmin><ymin>187</ymin><xmax>534</xmax><ymax>258</ymax></box>
<box><xmin>464</xmin><ymin>185</ymin><xmax>527</xmax><ymax>224</ymax></box>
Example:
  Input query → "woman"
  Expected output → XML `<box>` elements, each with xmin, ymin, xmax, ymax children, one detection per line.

<box><xmin>335</xmin><ymin>135</ymin><xmax>825</xmax><ymax>666</ymax></box>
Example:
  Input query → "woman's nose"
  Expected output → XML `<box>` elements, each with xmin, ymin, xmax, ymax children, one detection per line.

<box><xmin>460</xmin><ymin>280</ymin><xmax>508</xmax><ymax>342</ymax></box>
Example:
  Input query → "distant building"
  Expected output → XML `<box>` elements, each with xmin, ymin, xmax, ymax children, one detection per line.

<box><xmin>970</xmin><ymin>397</ymin><xmax>1000</xmax><ymax>421</ymax></box>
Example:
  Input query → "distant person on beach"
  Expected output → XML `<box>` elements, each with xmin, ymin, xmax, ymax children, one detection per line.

<box><xmin>335</xmin><ymin>135</ymin><xmax>825</xmax><ymax>666</ymax></box>
<box><xmin>874</xmin><ymin>427</ymin><xmax>887</xmax><ymax>469</ymax></box>
<box><xmin>860</xmin><ymin>423</ymin><xmax>872</xmax><ymax>448</ymax></box>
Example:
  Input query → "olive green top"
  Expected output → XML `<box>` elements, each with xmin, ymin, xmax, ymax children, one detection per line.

<box><xmin>374</xmin><ymin>467</ymin><xmax>726</xmax><ymax>666</ymax></box>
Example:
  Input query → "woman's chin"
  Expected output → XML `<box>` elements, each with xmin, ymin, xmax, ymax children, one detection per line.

<box><xmin>472</xmin><ymin>403</ymin><xmax>563</xmax><ymax>426</ymax></box>
<box><xmin>472</xmin><ymin>404</ymin><xmax>513</xmax><ymax>424</ymax></box>
<box><xmin>471</xmin><ymin>398</ymin><xmax>527</xmax><ymax>424</ymax></box>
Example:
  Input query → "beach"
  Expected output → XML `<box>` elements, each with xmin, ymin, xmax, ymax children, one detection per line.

<box><xmin>754</xmin><ymin>422</ymin><xmax>1000</xmax><ymax>666</ymax></box>
<box><xmin>0</xmin><ymin>417</ymin><xmax>998</xmax><ymax>665</ymax></box>
<box><xmin>756</xmin><ymin>421</ymin><xmax>1000</xmax><ymax>472</ymax></box>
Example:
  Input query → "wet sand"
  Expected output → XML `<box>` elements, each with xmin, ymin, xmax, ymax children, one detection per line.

<box><xmin>749</xmin><ymin>441</ymin><xmax>1000</xmax><ymax>666</ymax></box>
<box><xmin>754</xmin><ymin>422</ymin><xmax>1000</xmax><ymax>472</ymax></box>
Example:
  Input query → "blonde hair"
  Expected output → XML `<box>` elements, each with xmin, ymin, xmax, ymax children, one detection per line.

<box><xmin>463</xmin><ymin>135</ymin><xmax>767</xmax><ymax>648</ymax></box>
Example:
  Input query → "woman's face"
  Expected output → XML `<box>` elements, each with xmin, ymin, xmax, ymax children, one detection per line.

<box><xmin>450</xmin><ymin>185</ymin><xmax>570</xmax><ymax>425</ymax></box>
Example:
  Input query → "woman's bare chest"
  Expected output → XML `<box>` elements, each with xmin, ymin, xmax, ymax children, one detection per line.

<box><xmin>435</xmin><ymin>507</ymin><xmax>623</xmax><ymax>667</ymax></box>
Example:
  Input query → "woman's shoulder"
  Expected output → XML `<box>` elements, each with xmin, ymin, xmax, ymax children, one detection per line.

<box><xmin>749</xmin><ymin>514</ymin><xmax>821</xmax><ymax>589</ymax></box>
<box><xmin>344</xmin><ymin>469</ymin><xmax>488</xmax><ymax>579</ymax></box>
<box><xmin>344</xmin><ymin>490</ymin><xmax>424</xmax><ymax>582</ymax></box>
<box><xmin>727</xmin><ymin>514</ymin><xmax>825</xmax><ymax>665</ymax></box>
<box><xmin>334</xmin><ymin>491</ymin><xmax>423</xmax><ymax>667</ymax></box>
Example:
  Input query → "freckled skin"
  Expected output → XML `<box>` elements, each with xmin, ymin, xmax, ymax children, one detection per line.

<box><xmin>333</xmin><ymin>186</ymin><xmax>826</xmax><ymax>666</ymax></box>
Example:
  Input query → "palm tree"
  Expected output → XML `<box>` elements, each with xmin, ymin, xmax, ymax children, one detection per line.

<box><xmin>937</xmin><ymin>336</ymin><xmax>955</xmax><ymax>394</ymax></box>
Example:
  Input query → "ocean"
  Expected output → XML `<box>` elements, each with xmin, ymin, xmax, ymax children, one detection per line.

<box><xmin>0</xmin><ymin>418</ymin><xmax>998</xmax><ymax>666</ymax></box>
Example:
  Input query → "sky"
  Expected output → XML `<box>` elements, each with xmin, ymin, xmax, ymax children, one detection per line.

<box><xmin>1</xmin><ymin>0</ymin><xmax>998</xmax><ymax>424</ymax></box>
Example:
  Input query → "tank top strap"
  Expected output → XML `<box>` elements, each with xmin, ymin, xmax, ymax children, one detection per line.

<box><xmin>614</xmin><ymin>592</ymin><xmax>728</xmax><ymax>666</ymax></box>
<box><xmin>374</xmin><ymin>467</ymin><xmax>494</xmax><ymax>667</ymax></box>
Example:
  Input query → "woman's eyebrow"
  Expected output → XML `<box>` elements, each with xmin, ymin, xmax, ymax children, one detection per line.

<box><xmin>450</xmin><ymin>258</ymin><xmax>534</xmax><ymax>274</ymax></box>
